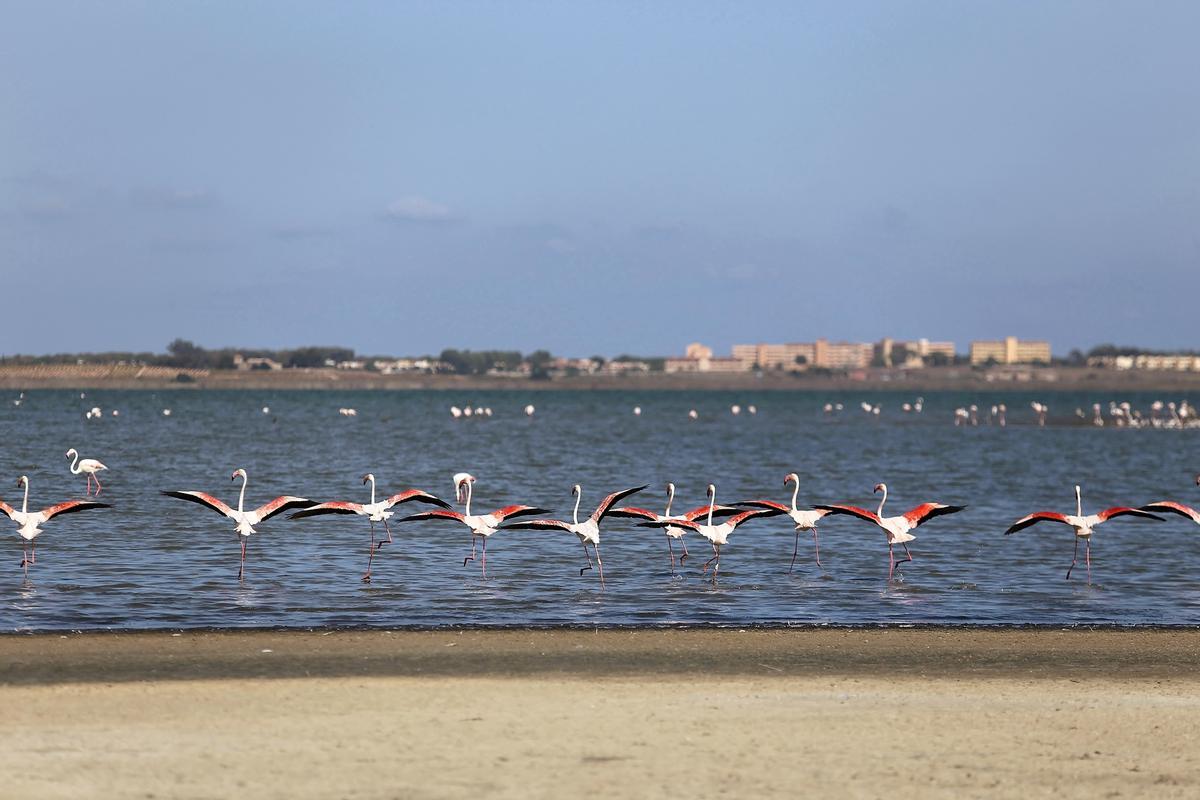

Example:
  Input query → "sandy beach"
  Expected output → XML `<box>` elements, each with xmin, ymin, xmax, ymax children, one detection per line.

<box><xmin>2</xmin><ymin>628</ymin><xmax>1198</xmax><ymax>798</ymax></box>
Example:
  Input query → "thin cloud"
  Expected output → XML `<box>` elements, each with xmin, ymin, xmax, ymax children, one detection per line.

<box><xmin>384</xmin><ymin>195</ymin><xmax>455</xmax><ymax>223</ymax></box>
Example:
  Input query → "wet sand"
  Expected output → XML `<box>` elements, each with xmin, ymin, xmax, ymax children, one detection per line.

<box><xmin>3</xmin><ymin>628</ymin><xmax>1198</xmax><ymax>798</ymax></box>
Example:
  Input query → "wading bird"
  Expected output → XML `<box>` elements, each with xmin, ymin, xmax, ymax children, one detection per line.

<box><xmin>502</xmin><ymin>483</ymin><xmax>648</xmax><ymax>583</ymax></box>
<box><xmin>289</xmin><ymin>473</ymin><xmax>450</xmax><ymax>582</ymax></box>
<box><xmin>1005</xmin><ymin>484</ymin><xmax>1163</xmax><ymax>582</ymax></box>
<box><xmin>816</xmin><ymin>484</ymin><xmax>965</xmax><ymax>580</ymax></box>
<box><xmin>735</xmin><ymin>472</ymin><xmax>832</xmax><ymax>571</ymax></box>
<box><xmin>66</xmin><ymin>449</ymin><xmax>108</xmax><ymax>496</ymax></box>
<box><xmin>162</xmin><ymin>469</ymin><xmax>316</xmax><ymax>580</ymax></box>
<box><xmin>397</xmin><ymin>473</ymin><xmax>547</xmax><ymax>577</ymax></box>
<box><xmin>2</xmin><ymin>475</ymin><xmax>110</xmax><ymax>576</ymax></box>
<box><xmin>607</xmin><ymin>483</ymin><xmax>739</xmax><ymax>573</ymax></box>
<box><xmin>637</xmin><ymin>484</ymin><xmax>777</xmax><ymax>582</ymax></box>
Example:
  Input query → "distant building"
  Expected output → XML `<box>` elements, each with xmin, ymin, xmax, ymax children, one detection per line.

<box><xmin>233</xmin><ymin>354</ymin><xmax>282</xmax><ymax>371</ymax></box>
<box><xmin>812</xmin><ymin>338</ymin><xmax>873</xmax><ymax>370</ymax></box>
<box><xmin>1087</xmin><ymin>353</ymin><xmax>1200</xmax><ymax>371</ymax></box>
<box><xmin>969</xmin><ymin>337</ymin><xmax>1051</xmax><ymax>365</ymax></box>
<box><xmin>731</xmin><ymin>343</ymin><xmax>815</xmax><ymax>370</ymax></box>
<box><xmin>665</xmin><ymin>342</ymin><xmax>747</xmax><ymax>373</ymax></box>
<box><xmin>876</xmin><ymin>338</ymin><xmax>956</xmax><ymax>367</ymax></box>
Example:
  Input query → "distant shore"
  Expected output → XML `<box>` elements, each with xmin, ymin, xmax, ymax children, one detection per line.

<box><xmin>3</xmin><ymin>628</ymin><xmax>1197</xmax><ymax>798</ymax></box>
<box><xmin>5</xmin><ymin>363</ymin><xmax>1200</xmax><ymax>392</ymax></box>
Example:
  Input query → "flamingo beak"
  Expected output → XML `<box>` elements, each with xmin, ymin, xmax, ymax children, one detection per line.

<box><xmin>873</xmin><ymin>484</ymin><xmax>884</xmax><ymax>494</ymax></box>
<box><xmin>362</xmin><ymin>474</ymin><xmax>370</xmax><ymax>484</ymax></box>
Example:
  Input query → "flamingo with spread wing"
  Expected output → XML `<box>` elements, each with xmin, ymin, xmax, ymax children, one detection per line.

<box><xmin>3</xmin><ymin>475</ymin><xmax>110</xmax><ymax>576</ymax></box>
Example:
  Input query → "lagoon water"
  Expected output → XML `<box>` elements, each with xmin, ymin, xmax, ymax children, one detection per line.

<box><xmin>2</xmin><ymin>389</ymin><xmax>1198</xmax><ymax>630</ymax></box>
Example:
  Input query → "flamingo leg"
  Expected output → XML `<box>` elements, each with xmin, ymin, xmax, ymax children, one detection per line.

<box><xmin>238</xmin><ymin>538</ymin><xmax>247</xmax><ymax>581</ymax></box>
<box><xmin>579</xmin><ymin>541</ymin><xmax>594</xmax><ymax>576</ymax></box>
<box><xmin>788</xmin><ymin>530</ymin><xmax>800</xmax><ymax>573</ymax></box>
<box><xmin>480</xmin><ymin>536</ymin><xmax>487</xmax><ymax>578</ymax></box>
<box><xmin>380</xmin><ymin>518</ymin><xmax>394</xmax><ymax>548</ymax></box>
<box><xmin>702</xmin><ymin>542</ymin><xmax>719</xmax><ymax>574</ymax></box>
<box><xmin>93</xmin><ymin>474</ymin><xmax>102</xmax><ymax>496</ymax></box>
<box><xmin>887</xmin><ymin>544</ymin><xmax>895</xmax><ymax>580</ymax></box>
<box><xmin>21</xmin><ymin>544</ymin><xmax>30</xmax><ymax>574</ymax></box>
<box><xmin>679</xmin><ymin>537</ymin><xmax>689</xmax><ymax>564</ymax></box>
<box><xmin>711</xmin><ymin>544</ymin><xmax>722</xmax><ymax>582</ymax></box>
<box><xmin>666</xmin><ymin>536</ymin><xmax>676</xmax><ymax>573</ymax></box>
<box><xmin>1085</xmin><ymin>539</ymin><xmax>1092</xmax><ymax>584</ymax></box>
<box><xmin>1066</xmin><ymin>537</ymin><xmax>1079</xmax><ymax>580</ymax></box>
<box><xmin>362</xmin><ymin>523</ymin><xmax>375</xmax><ymax>582</ymax></box>
<box><xmin>594</xmin><ymin>542</ymin><xmax>605</xmax><ymax>585</ymax></box>
<box><xmin>812</xmin><ymin>530</ymin><xmax>822</xmax><ymax>568</ymax></box>
<box><xmin>463</xmin><ymin>536</ymin><xmax>477</xmax><ymax>567</ymax></box>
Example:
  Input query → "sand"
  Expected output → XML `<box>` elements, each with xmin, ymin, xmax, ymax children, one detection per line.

<box><xmin>2</xmin><ymin>629</ymin><xmax>1198</xmax><ymax>798</ymax></box>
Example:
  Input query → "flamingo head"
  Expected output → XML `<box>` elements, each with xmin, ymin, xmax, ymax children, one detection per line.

<box><xmin>65</xmin><ymin>448</ymin><xmax>77</xmax><ymax>459</ymax></box>
<box><xmin>783</xmin><ymin>472</ymin><xmax>799</xmax><ymax>487</ymax></box>
<box><xmin>707</xmin><ymin>483</ymin><xmax>716</xmax><ymax>498</ymax></box>
<box><xmin>231</xmin><ymin>468</ymin><xmax>247</xmax><ymax>482</ymax></box>
<box><xmin>873</xmin><ymin>483</ymin><xmax>886</xmax><ymax>494</ymax></box>
<box><xmin>453</xmin><ymin>472</ymin><xmax>475</xmax><ymax>503</ymax></box>
<box><xmin>362</xmin><ymin>473</ymin><xmax>375</xmax><ymax>485</ymax></box>
<box><xmin>572</xmin><ymin>484</ymin><xmax>582</xmax><ymax>497</ymax></box>
<box><xmin>16</xmin><ymin>475</ymin><xmax>27</xmax><ymax>488</ymax></box>
<box><xmin>665</xmin><ymin>482</ymin><xmax>675</xmax><ymax>499</ymax></box>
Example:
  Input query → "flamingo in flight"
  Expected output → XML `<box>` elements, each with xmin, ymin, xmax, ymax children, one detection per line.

<box><xmin>66</xmin><ymin>449</ymin><xmax>108</xmax><ymax>496</ymax></box>
<box><xmin>735</xmin><ymin>472</ymin><xmax>833</xmax><ymax>572</ymax></box>
<box><xmin>502</xmin><ymin>483</ymin><xmax>648</xmax><ymax>583</ymax></box>
<box><xmin>1005</xmin><ymin>484</ymin><xmax>1164</xmax><ymax>582</ymax></box>
<box><xmin>1139</xmin><ymin>474</ymin><xmax>1200</xmax><ymax>527</ymax></box>
<box><xmin>289</xmin><ymin>473</ymin><xmax>450</xmax><ymax>582</ymax></box>
<box><xmin>815</xmin><ymin>483</ymin><xmax>965</xmax><ymax>579</ymax></box>
<box><xmin>397</xmin><ymin>473</ymin><xmax>548</xmax><ymax>577</ymax></box>
<box><xmin>2</xmin><ymin>475</ymin><xmax>110</xmax><ymax>576</ymax></box>
<box><xmin>162</xmin><ymin>468</ymin><xmax>316</xmax><ymax>580</ymax></box>
<box><xmin>636</xmin><ymin>484</ymin><xmax>778</xmax><ymax>582</ymax></box>
<box><xmin>606</xmin><ymin>482</ymin><xmax>739</xmax><ymax>573</ymax></box>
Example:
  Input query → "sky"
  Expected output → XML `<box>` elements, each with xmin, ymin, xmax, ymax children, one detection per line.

<box><xmin>2</xmin><ymin>1</ymin><xmax>1198</xmax><ymax>357</ymax></box>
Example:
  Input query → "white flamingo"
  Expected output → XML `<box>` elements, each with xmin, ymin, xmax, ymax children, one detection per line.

<box><xmin>162</xmin><ymin>469</ymin><xmax>316</xmax><ymax>580</ymax></box>
<box><xmin>1005</xmin><ymin>484</ymin><xmax>1164</xmax><ymax>582</ymax></box>
<box><xmin>2</xmin><ymin>476</ymin><xmax>110</xmax><ymax>576</ymax></box>
<box><xmin>608</xmin><ymin>483</ymin><xmax>739</xmax><ymax>573</ymax></box>
<box><xmin>816</xmin><ymin>484</ymin><xmax>965</xmax><ymax>579</ymax></box>
<box><xmin>502</xmin><ymin>483</ymin><xmax>648</xmax><ymax>583</ymax></box>
<box><xmin>289</xmin><ymin>474</ymin><xmax>450</xmax><ymax>582</ymax></box>
<box><xmin>397</xmin><ymin>473</ymin><xmax>547</xmax><ymax>577</ymax></box>
<box><xmin>65</xmin><ymin>448</ymin><xmax>108</xmax><ymax>496</ymax></box>
<box><xmin>636</xmin><ymin>484</ymin><xmax>777</xmax><ymax>582</ymax></box>
<box><xmin>736</xmin><ymin>472</ymin><xmax>833</xmax><ymax>571</ymax></box>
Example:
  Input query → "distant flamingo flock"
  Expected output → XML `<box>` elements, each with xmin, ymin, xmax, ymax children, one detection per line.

<box><xmin>5</xmin><ymin>395</ymin><xmax>1200</xmax><ymax>585</ymax></box>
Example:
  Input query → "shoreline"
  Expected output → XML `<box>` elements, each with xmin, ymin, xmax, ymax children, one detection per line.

<box><xmin>5</xmin><ymin>627</ymin><xmax>1199</xmax><ymax>685</ymax></box>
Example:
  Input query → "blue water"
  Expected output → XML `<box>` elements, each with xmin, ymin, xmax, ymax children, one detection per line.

<box><xmin>2</xmin><ymin>389</ymin><xmax>1199</xmax><ymax>630</ymax></box>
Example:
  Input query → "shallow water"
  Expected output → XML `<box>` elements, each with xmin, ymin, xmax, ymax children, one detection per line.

<box><xmin>2</xmin><ymin>388</ymin><xmax>1198</xmax><ymax>630</ymax></box>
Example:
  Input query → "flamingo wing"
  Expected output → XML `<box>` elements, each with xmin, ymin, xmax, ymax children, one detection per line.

<box><xmin>249</xmin><ymin>496</ymin><xmax>317</xmax><ymax>524</ymax></box>
<box><xmin>490</xmin><ymin>505</ymin><xmax>551</xmax><ymax>522</ymax></box>
<box><xmin>0</xmin><ymin>499</ymin><xmax>14</xmax><ymax>521</ymax></box>
<box><xmin>606</xmin><ymin>506</ymin><xmax>660</xmax><ymax>522</ymax></box>
<box><xmin>731</xmin><ymin>499</ymin><xmax>790</xmax><ymax>513</ymax></box>
<box><xmin>500</xmin><ymin>518</ymin><xmax>574</xmax><ymax>532</ymax></box>
<box><xmin>682</xmin><ymin>504</ymin><xmax>747</xmax><ymax>521</ymax></box>
<box><xmin>591</xmin><ymin>484</ymin><xmax>650</xmax><ymax>523</ymax></box>
<box><xmin>397</xmin><ymin>509</ymin><xmax>467</xmax><ymax>524</ymax></box>
<box><xmin>1137</xmin><ymin>501</ymin><xmax>1200</xmax><ymax>524</ymax></box>
<box><xmin>903</xmin><ymin>503</ymin><xmax>966</xmax><ymax>528</ymax></box>
<box><xmin>39</xmin><ymin>500</ymin><xmax>112</xmax><ymax>521</ymax></box>
<box><xmin>813</xmin><ymin>504</ymin><xmax>884</xmax><ymax>526</ymax></box>
<box><xmin>162</xmin><ymin>490</ymin><xmax>237</xmax><ymax>519</ymax></box>
<box><xmin>1097</xmin><ymin>507</ymin><xmax>1165</xmax><ymax>524</ymax></box>
<box><xmin>289</xmin><ymin>501</ymin><xmax>365</xmax><ymax>520</ymax></box>
<box><xmin>638</xmin><ymin>518</ymin><xmax>701</xmax><ymax>532</ymax></box>
<box><xmin>384</xmin><ymin>489</ymin><xmax>452</xmax><ymax>510</ymax></box>
<box><xmin>1004</xmin><ymin>511</ymin><xmax>1071</xmax><ymax>535</ymax></box>
<box><xmin>725</xmin><ymin>508</ymin><xmax>779</xmax><ymax>529</ymax></box>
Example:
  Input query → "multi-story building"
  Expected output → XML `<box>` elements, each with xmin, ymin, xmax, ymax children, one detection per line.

<box><xmin>812</xmin><ymin>338</ymin><xmax>873</xmax><ymax>370</ymax></box>
<box><xmin>969</xmin><ymin>337</ymin><xmax>1051</xmax><ymax>365</ymax></box>
<box><xmin>665</xmin><ymin>343</ymin><xmax>749</xmax><ymax>373</ymax></box>
<box><xmin>731</xmin><ymin>342</ymin><xmax>816</xmax><ymax>370</ymax></box>
<box><xmin>875</xmin><ymin>338</ymin><xmax>957</xmax><ymax>367</ymax></box>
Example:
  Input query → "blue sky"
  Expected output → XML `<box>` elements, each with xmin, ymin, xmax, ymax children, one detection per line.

<box><xmin>2</xmin><ymin>2</ymin><xmax>1197</xmax><ymax>357</ymax></box>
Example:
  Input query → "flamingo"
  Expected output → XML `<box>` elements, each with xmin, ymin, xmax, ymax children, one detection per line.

<box><xmin>635</xmin><ymin>484</ymin><xmax>778</xmax><ymax>582</ymax></box>
<box><xmin>289</xmin><ymin>474</ymin><xmax>450</xmax><ymax>582</ymax></box>
<box><xmin>1004</xmin><ymin>484</ymin><xmax>1164</xmax><ymax>582</ymax></box>
<box><xmin>2</xmin><ymin>476</ymin><xmax>110</xmax><ymax>576</ymax></box>
<box><xmin>815</xmin><ymin>484</ymin><xmax>965</xmax><ymax>579</ymax></box>
<box><xmin>397</xmin><ymin>473</ymin><xmax>547</xmax><ymax>577</ymax></box>
<box><xmin>65</xmin><ymin>448</ymin><xmax>108</xmax><ymax>496</ymax></box>
<box><xmin>1139</xmin><ymin>476</ymin><xmax>1200</xmax><ymax>538</ymax></box>
<box><xmin>162</xmin><ymin>469</ymin><xmax>316</xmax><ymax>580</ymax></box>
<box><xmin>501</xmin><ymin>483</ymin><xmax>648</xmax><ymax>583</ymax></box>
<box><xmin>734</xmin><ymin>472</ymin><xmax>832</xmax><ymax>571</ymax></box>
<box><xmin>606</xmin><ymin>483</ymin><xmax>739</xmax><ymax>573</ymax></box>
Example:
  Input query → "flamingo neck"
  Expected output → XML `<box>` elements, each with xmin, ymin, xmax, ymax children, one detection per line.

<box><xmin>21</xmin><ymin>481</ymin><xmax>29</xmax><ymax>515</ymax></box>
<box><xmin>1075</xmin><ymin>487</ymin><xmax>1082</xmax><ymax>517</ymax></box>
<box><xmin>464</xmin><ymin>481</ymin><xmax>473</xmax><ymax>517</ymax></box>
<box><xmin>707</xmin><ymin>489</ymin><xmax>715</xmax><ymax>526</ymax></box>
<box><xmin>368</xmin><ymin>476</ymin><xmax>376</xmax><ymax>506</ymax></box>
<box><xmin>789</xmin><ymin>479</ymin><xmax>799</xmax><ymax>513</ymax></box>
<box><xmin>665</xmin><ymin>486</ymin><xmax>674</xmax><ymax>517</ymax></box>
<box><xmin>237</xmin><ymin>474</ymin><xmax>247</xmax><ymax>514</ymax></box>
<box><xmin>876</xmin><ymin>486</ymin><xmax>887</xmax><ymax>517</ymax></box>
<box><xmin>572</xmin><ymin>490</ymin><xmax>581</xmax><ymax>525</ymax></box>
<box><xmin>68</xmin><ymin>451</ymin><xmax>80</xmax><ymax>475</ymax></box>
